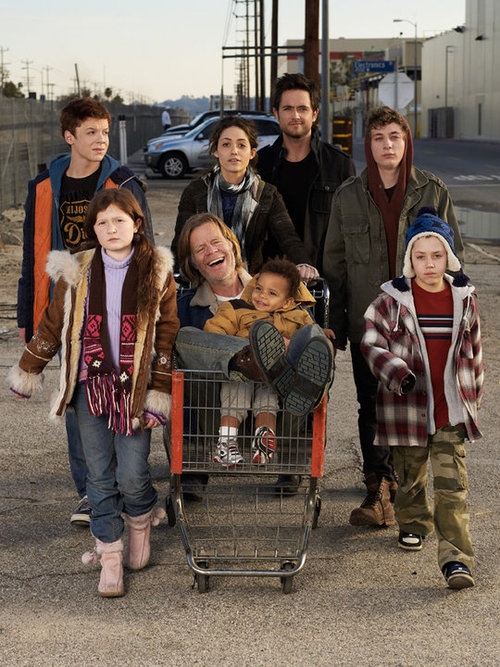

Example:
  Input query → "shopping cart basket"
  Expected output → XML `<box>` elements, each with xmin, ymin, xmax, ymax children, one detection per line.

<box><xmin>165</xmin><ymin>278</ymin><xmax>329</xmax><ymax>593</ymax></box>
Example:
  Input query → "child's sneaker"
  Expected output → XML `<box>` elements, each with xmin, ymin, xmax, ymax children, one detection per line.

<box><xmin>213</xmin><ymin>436</ymin><xmax>244</xmax><ymax>467</ymax></box>
<box><xmin>398</xmin><ymin>530</ymin><xmax>424</xmax><ymax>551</ymax></box>
<box><xmin>251</xmin><ymin>426</ymin><xmax>276</xmax><ymax>465</ymax></box>
<box><xmin>442</xmin><ymin>561</ymin><xmax>474</xmax><ymax>589</ymax></box>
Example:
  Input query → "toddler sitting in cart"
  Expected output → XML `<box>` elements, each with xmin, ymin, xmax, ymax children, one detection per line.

<box><xmin>204</xmin><ymin>258</ymin><xmax>334</xmax><ymax>467</ymax></box>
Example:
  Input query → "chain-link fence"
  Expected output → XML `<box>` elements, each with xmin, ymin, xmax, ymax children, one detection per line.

<box><xmin>0</xmin><ymin>98</ymin><xmax>187</xmax><ymax>214</ymax></box>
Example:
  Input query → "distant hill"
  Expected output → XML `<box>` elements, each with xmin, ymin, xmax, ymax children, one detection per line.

<box><xmin>159</xmin><ymin>95</ymin><xmax>211</xmax><ymax>116</ymax></box>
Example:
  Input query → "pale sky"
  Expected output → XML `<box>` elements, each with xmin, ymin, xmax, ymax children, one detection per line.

<box><xmin>0</xmin><ymin>0</ymin><xmax>466</xmax><ymax>104</ymax></box>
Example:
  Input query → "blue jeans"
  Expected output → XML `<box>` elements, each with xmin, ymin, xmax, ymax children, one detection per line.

<box><xmin>73</xmin><ymin>384</ymin><xmax>157</xmax><ymax>543</ymax></box>
<box><xmin>65</xmin><ymin>410</ymin><xmax>88</xmax><ymax>498</ymax></box>
<box><xmin>175</xmin><ymin>324</ymin><xmax>332</xmax><ymax>381</ymax></box>
<box><xmin>175</xmin><ymin>327</ymin><xmax>247</xmax><ymax>376</ymax></box>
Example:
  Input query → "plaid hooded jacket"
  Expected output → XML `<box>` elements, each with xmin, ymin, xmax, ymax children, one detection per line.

<box><xmin>361</xmin><ymin>274</ymin><xmax>483</xmax><ymax>447</ymax></box>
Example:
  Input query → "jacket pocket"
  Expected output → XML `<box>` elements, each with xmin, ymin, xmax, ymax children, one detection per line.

<box><xmin>343</xmin><ymin>220</ymin><xmax>370</xmax><ymax>264</ymax></box>
<box><xmin>311</xmin><ymin>182</ymin><xmax>336</xmax><ymax>214</ymax></box>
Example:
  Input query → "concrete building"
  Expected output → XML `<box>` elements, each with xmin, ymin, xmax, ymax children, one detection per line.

<box><xmin>421</xmin><ymin>0</ymin><xmax>500</xmax><ymax>140</ymax></box>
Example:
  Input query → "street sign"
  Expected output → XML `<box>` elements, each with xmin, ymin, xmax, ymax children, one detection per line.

<box><xmin>378</xmin><ymin>72</ymin><xmax>414</xmax><ymax>109</ymax></box>
<box><xmin>353</xmin><ymin>60</ymin><xmax>395</xmax><ymax>74</ymax></box>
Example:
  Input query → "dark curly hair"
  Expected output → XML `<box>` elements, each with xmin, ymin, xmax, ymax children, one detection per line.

<box><xmin>272</xmin><ymin>72</ymin><xmax>320</xmax><ymax>112</ymax></box>
<box><xmin>365</xmin><ymin>106</ymin><xmax>410</xmax><ymax>137</ymax></box>
<box><xmin>258</xmin><ymin>257</ymin><xmax>301</xmax><ymax>298</ymax></box>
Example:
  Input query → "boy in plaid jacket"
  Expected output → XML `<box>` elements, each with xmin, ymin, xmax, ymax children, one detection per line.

<box><xmin>361</xmin><ymin>208</ymin><xmax>483</xmax><ymax>589</ymax></box>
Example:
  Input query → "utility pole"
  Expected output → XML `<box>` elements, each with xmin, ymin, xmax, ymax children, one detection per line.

<box><xmin>44</xmin><ymin>66</ymin><xmax>53</xmax><ymax>101</ymax></box>
<box><xmin>259</xmin><ymin>0</ymin><xmax>266</xmax><ymax>110</ymax></box>
<box><xmin>270</xmin><ymin>0</ymin><xmax>278</xmax><ymax>107</ymax></box>
<box><xmin>21</xmin><ymin>59</ymin><xmax>34</xmax><ymax>95</ymax></box>
<box><xmin>254</xmin><ymin>0</ymin><xmax>260</xmax><ymax>109</ymax></box>
<box><xmin>320</xmin><ymin>0</ymin><xmax>330</xmax><ymax>142</ymax></box>
<box><xmin>74</xmin><ymin>63</ymin><xmax>81</xmax><ymax>96</ymax></box>
<box><xmin>304</xmin><ymin>0</ymin><xmax>319</xmax><ymax>88</ymax></box>
<box><xmin>0</xmin><ymin>46</ymin><xmax>10</xmax><ymax>94</ymax></box>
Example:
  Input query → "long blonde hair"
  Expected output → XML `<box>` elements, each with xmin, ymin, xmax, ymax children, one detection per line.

<box><xmin>177</xmin><ymin>212</ymin><xmax>244</xmax><ymax>287</ymax></box>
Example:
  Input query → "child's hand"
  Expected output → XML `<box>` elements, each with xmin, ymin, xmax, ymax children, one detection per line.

<box><xmin>10</xmin><ymin>387</ymin><xmax>29</xmax><ymax>400</ymax></box>
<box><xmin>283</xmin><ymin>336</ymin><xmax>291</xmax><ymax>351</ymax></box>
<box><xmin>142</xmin><ymin>410</ymin><xmax>166</xmax><ymax>429</ymax></box>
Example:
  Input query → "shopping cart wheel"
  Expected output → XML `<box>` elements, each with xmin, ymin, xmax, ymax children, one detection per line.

<box><xmin>165</xmin><ymin>495</ymin><xmax>176</xmax><ymax>527</ymax></box>
<box><xmin>280</xmin><ymin>561</ymin><xmax>295</xmax><ymax>594</ymax></box>
<box><xmin>196</xmin><ymin>562</ymin><xmax>210</xmax><ymax>593</ymax></box>
<box><xmin>312</xmin><ymin>495</ymin><xmax>322</xmax><ymax>529</ymax></box>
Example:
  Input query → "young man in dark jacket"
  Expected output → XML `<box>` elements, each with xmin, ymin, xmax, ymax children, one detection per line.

<box><xmin>257</xmin><ymin>73</ymin><xmax>354</xmax><ymax>275</ymax></box>
<box><xmin>257</xmin><ymin>73</ymin><xmax>354</xmax><ymax>493</ymax></box>
<box><xmin>17</xmin><ymin>97</ymin><xmax>154</xmax><ymax>526</ymax></box>
<box><xmin>323</xmin><ymin>106</ymin><xmax>464</xmax><ymax>528</ymax></box>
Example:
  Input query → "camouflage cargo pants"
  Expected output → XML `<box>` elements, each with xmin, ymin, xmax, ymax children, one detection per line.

<box><xmin>392</xmin><ymin>425</ymin><xmax>474</xmax><ymax>572</ymax></box>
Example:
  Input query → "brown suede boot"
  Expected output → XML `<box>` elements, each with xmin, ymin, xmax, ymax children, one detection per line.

<box><xmin>228</xmin><ymin>345</ymin><xmax>266</xmax><ymax>382</ymax></box>
<box><xmin>389</xmin><ymin>479</ymin><xmax>398</xmax><ymax>503</ymax></box>
<box><xmin>349</xmin><ymin>473</ymin><xmax>395</xmax><ymax>527</ymax></box>
<box><xmin>82</xmin><ymin>538</ymin><xmax>124</xmax><ymax>597</ymax></box>
<box><xmin>123</xmin><ymin>507</ymin><xmax>165</xmax><ymax>571</ymax></box>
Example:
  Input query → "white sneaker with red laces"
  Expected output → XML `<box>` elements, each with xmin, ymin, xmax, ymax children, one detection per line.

<box><xmin>214</xmin><ymin>437</ymin><xmax>244</xmax><ymax>467</ymax></box>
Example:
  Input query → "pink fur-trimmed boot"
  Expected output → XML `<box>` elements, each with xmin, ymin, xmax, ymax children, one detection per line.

<box><xmin>123</xmin><ymin>507</ymin><xmax>166</xmax><ymax>571</ymax></box>
<box><xmin>82</xmin><ymin>538</ymin><xmax>124</xmax><ymax>598</ymax></box>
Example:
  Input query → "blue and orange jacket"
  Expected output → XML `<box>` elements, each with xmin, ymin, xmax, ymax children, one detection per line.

<box><xmin>17</xmin><ymin>153</ymin><xmax>153</xmax><ymax>341</ymax></box>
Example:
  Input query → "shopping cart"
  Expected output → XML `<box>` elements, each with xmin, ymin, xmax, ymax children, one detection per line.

<box><xmin>165</xmin><ymin>279</ymin><xmax>329</xmax><ymax>594</ymax></box>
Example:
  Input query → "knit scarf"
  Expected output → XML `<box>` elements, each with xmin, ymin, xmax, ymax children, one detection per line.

<box><xmin>365</xmin><ymin>121</ymin><xmax>414</xmax><ymax>278</ymax></box>
<box><xmin>207</xmin><ymin>165</ymin><xmax>256</xmax><ymax>261</ymax></box>
<box><xmin>82</xmin><ymin>250</ymin><xmax>138</xmax><ymax>435</ymax></box>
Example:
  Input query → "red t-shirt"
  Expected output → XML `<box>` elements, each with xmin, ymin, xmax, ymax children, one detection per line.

<box><xmin>412</xmin><ymin>280</ymin><xmax>453</xmax><ymax>429</ymax></box>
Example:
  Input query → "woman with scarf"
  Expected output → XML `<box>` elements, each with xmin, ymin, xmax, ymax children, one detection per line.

<box><xmin>171</xmin><ymin>115</ymin><xmax>318</xmax><ymax>283</ymax></box>
<box><xmin>9</xmin><ymin>189</ymin><xmax>179</xmax><ymax>598</ymax></box>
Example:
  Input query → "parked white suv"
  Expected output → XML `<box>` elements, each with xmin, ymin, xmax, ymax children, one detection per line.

<box><xmin>144</xmin><ymin>114</ymin><xmax>280</xmax><ymax>179</ymax></box>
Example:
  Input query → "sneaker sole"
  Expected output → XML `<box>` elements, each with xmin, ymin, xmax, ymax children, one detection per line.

<box><xmin>398</xmin><ymin>541</ymin><xmax>423</xmax><ymax>551</ymax></box>
<box><xmin>70</xmin><ymin>515</ymin><xmax>91</xmax><ymax>526</ymax></box>
<box><xmin>213</xmin><ymin>457</ymin><xmax>244</xmax><ymax>468</ymax></box>
<box><xmin>284</xmin><ymin>338</ymin><xmax>332</xmax><ymax>416</ymax></box>
<box><xmin>249</xmin><ymin>322</ymin><xmax>292</xmax><ymax>398</ymax></box>
<box><xmin>446</xmin><ymin>573</ymin><xmax>475</xmax><ymax>589</ymax></box>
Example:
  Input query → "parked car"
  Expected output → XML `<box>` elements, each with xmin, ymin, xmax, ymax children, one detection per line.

<box><xmin>144</xmin><ymin>114</ymin><xmax>280</xmax><ymax>179</ymax></box>
<box><xmin>163</xmin><ymin>109</ymin><xmax>269</xmax><ymax>136</ymax></box>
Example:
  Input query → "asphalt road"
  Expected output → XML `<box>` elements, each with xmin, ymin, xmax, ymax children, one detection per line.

<box><xmin>0</xmin><ymin>143</ymin><xmax>498</xmax><ymax>667</ymax></box>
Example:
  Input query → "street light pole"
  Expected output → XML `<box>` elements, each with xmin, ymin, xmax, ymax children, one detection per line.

<box><xmin>445</xmin><ymin>45</ymin><xmax>454</xmax><ymax>138</ymax></box>
<box><xmin>393</xmin><ymin>19</ymin><xmax>418</xmax><ymax>138</ymax></box>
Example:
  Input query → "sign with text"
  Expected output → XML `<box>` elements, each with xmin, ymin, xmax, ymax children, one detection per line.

<box><xmin>353</xmin><ymin>60</ymin><xmax>395</xmax><ymax>74</ymax></box>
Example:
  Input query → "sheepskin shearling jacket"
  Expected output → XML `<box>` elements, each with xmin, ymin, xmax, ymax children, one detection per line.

<box><xmin>171</xmin><ymin>171</ymin><xmax>310</xmax><ymax>275</ymax></box>
<box><xmin>361</xmin><ymin>275</ymin><xmax>483</xmax><ymax>447</ymax></box>
<box><xmin>9</xmin><ymin>246</ymin><xmax>179</xmax><ymax>426</ymax></box>
<box><xmin>323</xmin><ymin>166</ymin><xmax>464</xmax><ymax>347</ymax></box>
<box><xmin>203</xmin><ymin>277</ymin><xmax>316</xmax><ymax>339</ymax></box>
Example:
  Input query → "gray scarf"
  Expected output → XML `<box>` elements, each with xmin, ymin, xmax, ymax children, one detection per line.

<box><xmin>207</xmin><ymin>166</ymin><xmax>256</xmax><ymax>261</ymax></box>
